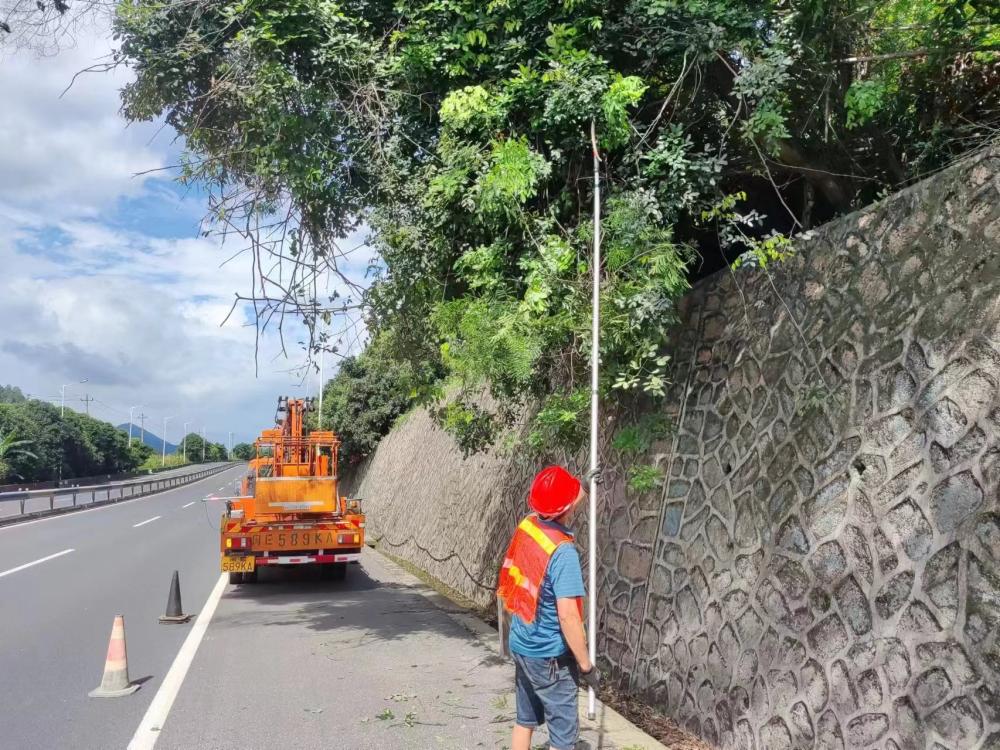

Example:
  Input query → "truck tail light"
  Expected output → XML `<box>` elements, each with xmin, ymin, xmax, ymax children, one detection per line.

<box><xmin>226</xmin><ymin>537</ymin><xmax>250</xmax><ymax>549</ymax></box>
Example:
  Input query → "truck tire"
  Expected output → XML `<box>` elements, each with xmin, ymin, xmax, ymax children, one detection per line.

<box><xmin>229</xmin><ymin>572</ymin><xmax>244</xmax><ymax>584</ymax></box>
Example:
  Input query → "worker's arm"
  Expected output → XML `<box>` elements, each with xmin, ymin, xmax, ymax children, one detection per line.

<box><xmin>556</xmin><ymin>597</ymin><xmax>592</xmax><ymax>672</ymax></box>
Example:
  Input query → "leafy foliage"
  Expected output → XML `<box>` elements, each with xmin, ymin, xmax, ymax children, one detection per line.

<box><xmin>0</xmin><ymin>396</ymin><xmax>143</xmax><ymax>482</ymax></box>
<box><xmin>232</xmin><ymin>442</ymin><xmax>255</xmax><ymax>460</ymax></box>
<box><xmin>112</xmin><ymin>0</ymin><xmax>1000</xmax><ymax>455</ymax></box>
<box><xmin>178</xmin><ymin>433</ymin><xmax>229</xmax><ymax>463</ymax></box>
<box><xmin>626</xmin><ymin>464</ymin><xmax>665</xmax><ymax>494</ymax></box>
<box><xmin>319</xmin><ymin>333</ymin><xmax>443</xmax><ymax>464</ymax></box>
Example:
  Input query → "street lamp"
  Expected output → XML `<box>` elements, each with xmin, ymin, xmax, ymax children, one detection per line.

<box><xmin>60</xmin><ymin>378</ymin><xmax>88</xmax><ymax>418</ymax></box>
<box><xmin>201</xmin><ymin>426</ymin><xmax>207</xmax><ymax>462</ymax></box>
<box><xmin>128</xmin><ymin>405</ymin><xmax>142</xmax><ymax>447</ymax></box>
<box><xmin>182</xmin><ymin>421</ymin><xmax>191</xmax><ymax>462</ymax></box>
<box><xmin>228</xmin><ymin>431</ymin><xmax>234</xmax><ymax>460</ymax></box>
<box><xmin>161</xmin><ymin>416</ymin><xmax>174</xmax><ymax>467</ymax></box>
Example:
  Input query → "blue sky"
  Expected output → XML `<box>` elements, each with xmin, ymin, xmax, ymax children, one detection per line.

<box><xmin>0</xmin><ymin>27</ymin><xmax>371</xmax><ymax>445</ymax></box>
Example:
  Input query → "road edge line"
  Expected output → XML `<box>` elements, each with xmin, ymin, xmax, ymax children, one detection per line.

<box><xmin>127</xmin><ymin>572</ymin><xmax>228</xmax><ymax>750</ymax></box>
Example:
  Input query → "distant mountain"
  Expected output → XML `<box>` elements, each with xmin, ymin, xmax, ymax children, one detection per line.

<box><xmin>117</xmin><ymin>423</ymin><xmax>179</xmax><ymax>454</ymax></box>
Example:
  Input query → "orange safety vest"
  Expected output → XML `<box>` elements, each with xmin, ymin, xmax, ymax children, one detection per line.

<box><xmin>497</xmin><ymin>514</ymin><xmax>583</xmax><ymax>624</ymax></box>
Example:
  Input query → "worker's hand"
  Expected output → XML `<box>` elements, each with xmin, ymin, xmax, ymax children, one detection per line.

<box><xmin>578</xmin><ymin>664</ymin><xmax>601</xmax><ymax>693</ymax></box>
<box><xmin>584</xmin><ymin>465</ymin><xmax>604</xmax><ymax>486</ymax></box>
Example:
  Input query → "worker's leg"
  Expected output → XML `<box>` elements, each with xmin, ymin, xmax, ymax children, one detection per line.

<box><xmin>511</xmin><ymin>724</ymin><xmax>534</xmax><ymax>750</ymax></box>
<box><xmin>513</xmin><ymin>653</ymin><xmax>545</xmax><ymax>750</ymax></box>
<box><xmin>535</xmin><ymin>656</ymin><xmax>580</xmax><ymax>750</ymax></box>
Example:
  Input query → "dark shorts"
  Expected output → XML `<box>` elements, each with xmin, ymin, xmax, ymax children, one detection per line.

<box><xmin>513</xmin><ymin>652</ymin><xmax>579</xmax><ymax>750</ymax></box>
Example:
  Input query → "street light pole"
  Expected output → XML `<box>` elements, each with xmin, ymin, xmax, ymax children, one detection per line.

<box><xmin>201</xmin><ymin>427</ymin><xmax>206</xmax><ymax>462</ymax></box>
<box><xmin>162</xmin><ymin>416</ymin><xmax>174</xmax><ymax>467</ymax></box>
<box><xmin>183</xmin><ymin>421</ymin><xmax>191</xmax><ymax>462</ymax></box>
<box><xmin>228</xmin><ymin>431</ymin><xmax>234</xmax><ymax>460</ymax></box>
<box><xmin>128</xmin><ymin>405</ymin><xmax>142</xmax><ymax>447</ymax></box>
<box><xmin>58</xmin><ymin>378</ymin><xmax>88</xmax><ymax>483</ymax></box>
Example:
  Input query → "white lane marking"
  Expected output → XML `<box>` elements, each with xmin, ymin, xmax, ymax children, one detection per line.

<box><xmin>0</xmin><ymin>467</ymin><xmax>244</xmax><ymax>533</ymax></box>
<box><xmin>181</xmin><ymin>502</ymin><xmax>195</xmax><ymax>509</ymax></box>
<box><xmin>127</xmin><ymin>572</ymin><xmax>228</xmax><ymax>750</ymax></box>
<box><xmin>0</xmin><ymin>548</ymin><xmax>75</xmax><ymax>579</ymax></box>
<box><xmin>132</xmin><ymin>516</ymin><xmax>162</xmax><ymax>528</ymax></box>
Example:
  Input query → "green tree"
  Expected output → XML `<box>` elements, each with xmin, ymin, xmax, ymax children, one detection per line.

<box><xmin>0</xmin><ymin>428</ymin><xmax>36</xmax><ymax>482</ymax></box>
<box><xmin>319</xmin><ymin>332</ymin><xmax>442</xmax><ymax>464</ymax></box>
<box><xmin>232</xmin><ymin>443</ymin><xmax>254</xmax><ymax>461</ymax></box>
<box><xmin>112</xmin><ymin>0</ymin><xmax>999</xmax><ymax>455</ymax></box>
<box><xmin>0</xmin><ymin>385</ymin><xmax>27</xmax><ymax>404</ymax></box>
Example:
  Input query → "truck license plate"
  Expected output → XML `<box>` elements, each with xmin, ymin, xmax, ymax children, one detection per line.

<box><xmin>221</xmin><ymin>555</ymin><xmax>255</xmax><ymax>572</ymax></box>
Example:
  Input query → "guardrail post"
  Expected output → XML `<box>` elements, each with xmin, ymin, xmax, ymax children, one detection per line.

<box><xmin>72</xmin><ymin>492</ymin><xmax>77</xmax><ymax>507</ymax></box>
<box><xmin>50</xmin><ymin>493</ymin><xmax>55</xmax><ymax>511</ymax></box>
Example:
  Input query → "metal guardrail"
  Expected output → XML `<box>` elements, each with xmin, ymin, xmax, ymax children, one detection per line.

<box><xmin>0</xmin><ymin>462</ymin><xmax>239</xmax><ymax>526</ymax></box>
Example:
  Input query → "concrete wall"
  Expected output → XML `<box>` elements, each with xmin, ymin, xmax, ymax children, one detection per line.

<box><xmin>344</xmin><ymin>145</ymin><xmax>1000</xmax><ymax>749</ymax></box>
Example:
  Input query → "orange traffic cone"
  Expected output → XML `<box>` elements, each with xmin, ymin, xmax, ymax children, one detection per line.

<box><xmin>89</xmin><ymin>615</ymin><xmax>140</xmax><ymax>697</ymax></box>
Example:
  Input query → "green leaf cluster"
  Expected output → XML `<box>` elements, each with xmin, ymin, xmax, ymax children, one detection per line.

<box><xmin>113</xmin><ymin>0</ymin><xmax>999</xmax><ymax>456</ymax></box>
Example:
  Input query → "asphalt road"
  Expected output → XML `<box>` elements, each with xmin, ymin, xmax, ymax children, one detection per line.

<box><xmin>0</xmin><ymin>462</ymin><xmax>235</xmax><ymax>521</ymax></box>
<box><xmin>1</xmin><ymin>465</ymin><xmax>659</xmax><ymax>750</ymax></box>
<box><xmin>0</xmin><ymin>463</ymin><xmax>245</xmax><ymax>749</ymax></box>
<box><xmin>152</xmin><ymin>552</ymin><xmax>517</xmax><ymax>750</ymax></box>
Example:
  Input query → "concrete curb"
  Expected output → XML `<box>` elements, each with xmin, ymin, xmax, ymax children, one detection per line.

<box><xmin>372</xmin><ymin>547</ymin><xmax>668</xmax><ymax>750</ymax></box>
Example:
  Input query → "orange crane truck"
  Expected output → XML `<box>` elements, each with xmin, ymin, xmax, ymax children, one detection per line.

<box><xmin>220</xmin><ymin>396</ymin><xmax>365</xmax><ymax>583</ymax></box>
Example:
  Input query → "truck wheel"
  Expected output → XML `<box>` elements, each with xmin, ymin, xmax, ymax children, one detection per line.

<box><xmin>229</xmin><ymin>572</ymin><xmax>244</xmax><ymax>584</ymax></box>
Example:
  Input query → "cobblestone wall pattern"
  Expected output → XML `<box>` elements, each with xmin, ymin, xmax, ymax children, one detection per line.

<box><xmin>345</xmin><ymin>147</ymin><xmax>1000</xmax><ymax>749</ymax></box>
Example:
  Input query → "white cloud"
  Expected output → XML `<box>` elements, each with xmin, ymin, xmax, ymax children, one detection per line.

<box><xmin>0</xmin><ymin>27</ymin><xmax>166</xmax><ymax>217</ymax></box>
<box><xmin>0</xmin><ymin>26</ymin><xmax>373</xmax><ymax>444</ymax></box>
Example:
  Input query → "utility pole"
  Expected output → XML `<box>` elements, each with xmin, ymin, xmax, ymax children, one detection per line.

<box><xmin>161</xmin><ymin>416</ymin><xmax>174</xmax><ymax>467</ymax></box>
<box><xmin>183</xmin><ymin>421</ymin><xmax>191</xmax><ymax>462</ymax></box>
<box><xmin>128</xmin><ymin>405</ymin><xmax>142</xmax><ymax>447</ymax></box>
<box><xmin>79</xmin><ymin>394</ymin><xmax>94</xmax><ymax>416</ymax></box>
<box><xmin>60</xmin><ymin>378</ymin><xmax>88</xmax><ymax>418</ymax></box>
<box><xmin>140</xmin><ymin>413</ymin><xmax>147</xmax><ymax>445</ymax></box>
<box><xmin>228</xmin><ymin>431</ymin><xmax>234</xmax><ymax>460</ymax></box>
<box><xmin>201</xmin><ymin>427</ymin><xmax>206</xmax><ymax>462</ymax></box>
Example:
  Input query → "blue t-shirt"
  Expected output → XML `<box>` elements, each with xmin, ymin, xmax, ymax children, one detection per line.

<box><xmin>508</xmin><ymin>519</ymin><xmax>586</xmax><ymax>658</ymax></box>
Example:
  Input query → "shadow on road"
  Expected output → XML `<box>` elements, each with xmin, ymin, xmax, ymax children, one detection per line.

<box><xmin>213</xmin><ymin>559</ymin><xmax>497</xmax><ymax>654</ymax></box>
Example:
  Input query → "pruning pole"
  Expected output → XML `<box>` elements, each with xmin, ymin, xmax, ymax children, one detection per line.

<box><xmin>587</xmin><ymin>119</ymin><xmax>601</xmax><ymax>722</ymax></box>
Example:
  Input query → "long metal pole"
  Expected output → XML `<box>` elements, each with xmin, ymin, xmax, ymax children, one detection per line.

<box><xmin>128</xmin><ymin>406</ymin><xmax>137</xmax><ymax>447</ymax></box>
<box><xmin>161</xmin><ymin>416</ymin><xmax>174</xmax><ymax>467</ymax></box>
<box><xmin>183</xmin><ymin>421</ymin><xmax>191</xmax><ymax>462</ymax></box>
<box><xmin>201</xmin><ymin>427</ymin><xmax>206</xmax><ymax>462</ymax></box>
<box><xmin>587</xmin><ymin>120</ymin><xmax>601</xmax><ymax>721</ymax></box>
<box><xmin>318</xmin><ymin>345</ymin><xmax>325</xmax><ymax>430</ymax></box>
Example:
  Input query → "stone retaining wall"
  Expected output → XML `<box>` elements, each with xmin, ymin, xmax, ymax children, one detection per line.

<box><xmin>345</xmin><ymin>145</ymin><xmax>1000</xmax><ymax>749</ymax></box>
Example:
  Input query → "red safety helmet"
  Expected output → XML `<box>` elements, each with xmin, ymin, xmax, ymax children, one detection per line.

<box><xmin>529</xmin><ymin>466</ymin><xmax>582</xmax><ymax>518</ymax></box>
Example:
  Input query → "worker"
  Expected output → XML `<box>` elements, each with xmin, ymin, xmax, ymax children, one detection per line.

<box><xmin>497</xmin><ymin>465</ymin><xmax>600</xmax><ymax>750</ymax></box>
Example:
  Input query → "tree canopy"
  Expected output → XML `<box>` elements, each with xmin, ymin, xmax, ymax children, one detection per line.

<box><xmin>0</xmin><ymin>394</ymin><xmax>143</xmax><ymax>482</ymax></box>
<box><xmin>112</xmin><ymin>0</ymin><xmax>999</xmax><ymax>455</ymax></box>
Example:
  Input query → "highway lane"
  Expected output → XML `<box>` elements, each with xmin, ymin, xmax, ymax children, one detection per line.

<box><xmin>0</xmin><ymin>462</ymin><xmax>235</xmax><ymax>521</ymax></box>
<box><xmin>0</xmin><ymin>463</ymin><xmax>246</xmax><ymax>750</ymax></box>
